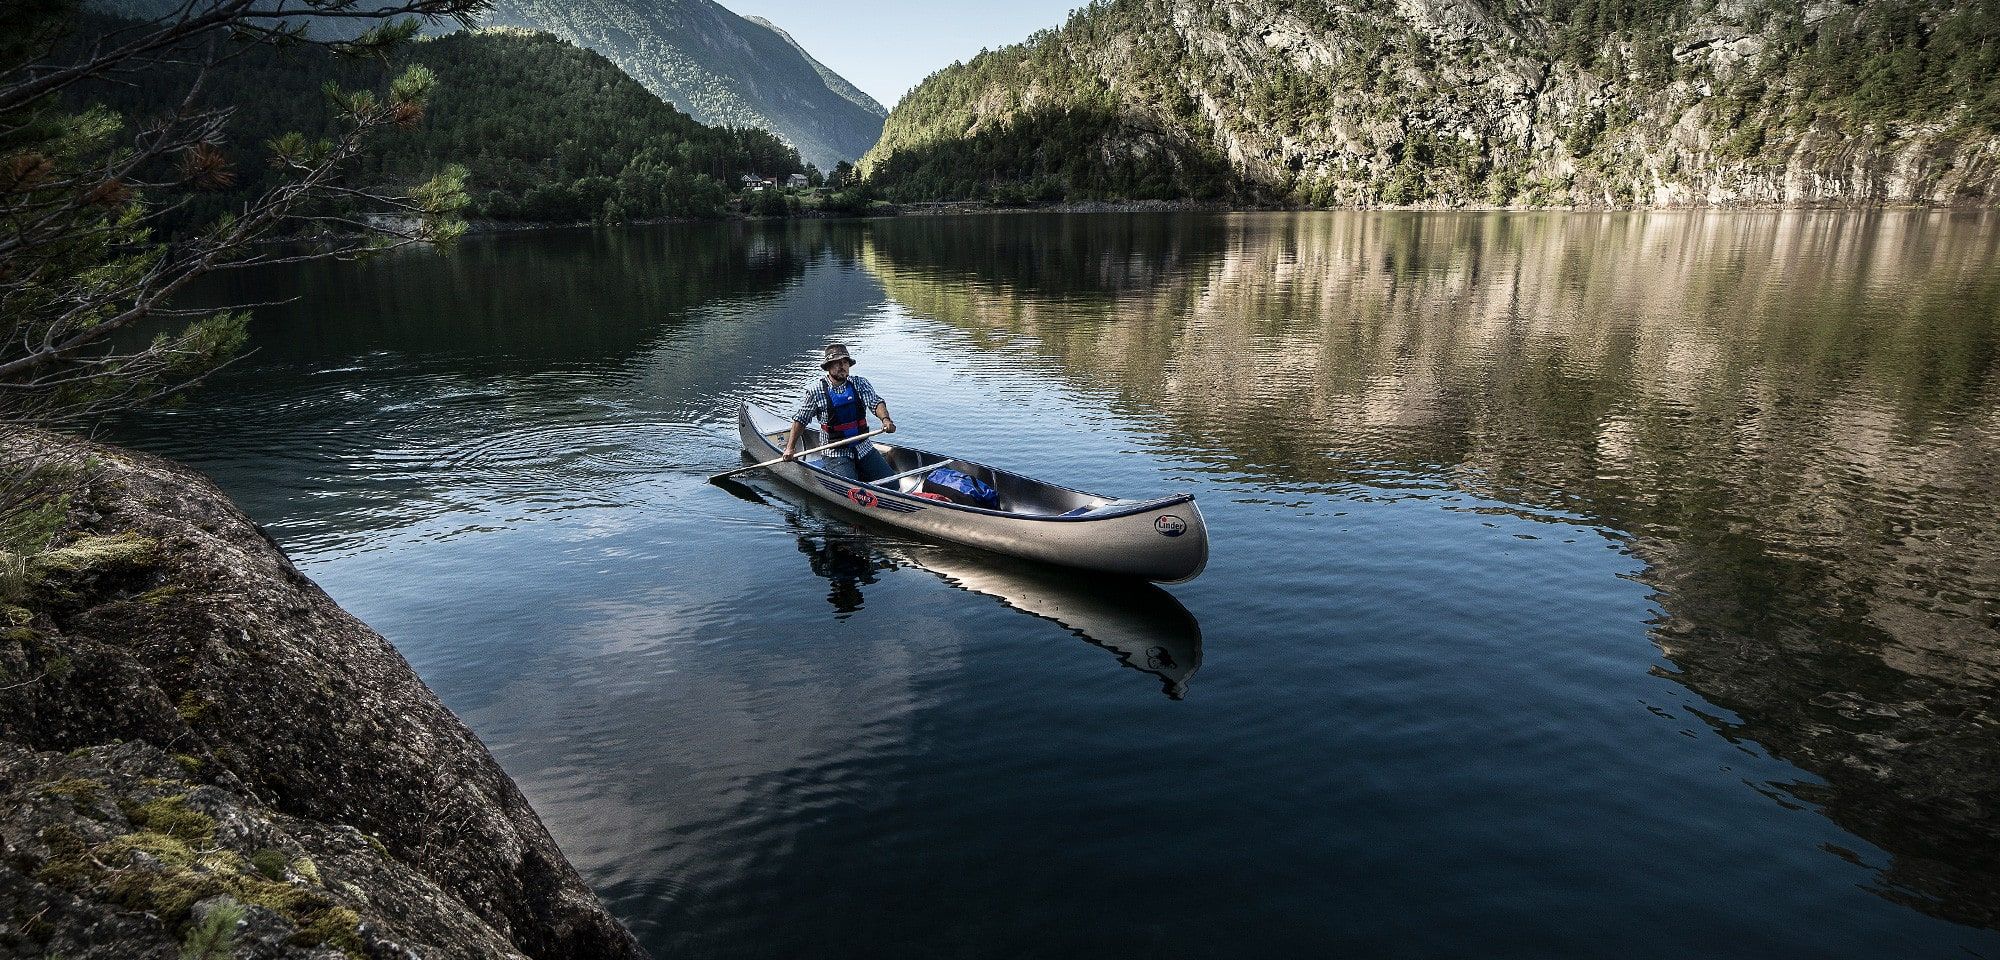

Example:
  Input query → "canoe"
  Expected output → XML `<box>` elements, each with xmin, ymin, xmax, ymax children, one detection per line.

<box><xmin>737</xmin><ymin>403</ymin><xmax>1208</xmax><ymax>582</ymax></box>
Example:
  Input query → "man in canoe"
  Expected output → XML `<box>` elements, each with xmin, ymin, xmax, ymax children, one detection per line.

<box><xmin>782</xmin><ymin>343</ymin><xmax>896</xmax><ymax>482</ymax></box>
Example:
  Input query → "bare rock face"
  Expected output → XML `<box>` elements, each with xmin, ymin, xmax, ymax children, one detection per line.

<box><xmin>0</xmin><ymin>432</ymin><xmax>642</xmax><ymax>959</ymax></box>
<box><xmin>864</xmin><ymin>0</ymin><xmax>2000</xmax><ymax>207</ymax></box>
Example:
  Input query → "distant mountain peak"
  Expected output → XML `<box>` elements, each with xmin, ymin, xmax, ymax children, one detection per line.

<box><xmin>478</xmin><ymin>0</ymin><xmax>885</xmax><ymax>169</ymax></box>
<box><xmin>742</xmin><ymin>15</ymin><xmax>887</xmax><ymax>119</ymax></box>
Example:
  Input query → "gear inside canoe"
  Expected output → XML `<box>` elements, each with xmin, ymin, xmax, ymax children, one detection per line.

<box><xmin>756</xmin><ymin>425</ymin><xmax>1120</xmax><ymax>517</ymax></box>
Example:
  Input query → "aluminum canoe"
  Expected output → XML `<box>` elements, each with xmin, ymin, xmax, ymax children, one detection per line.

<box><xmin>737</xmin><ymin>404</ymin><xmax>1208</xmax><ymax>582</ymax></box>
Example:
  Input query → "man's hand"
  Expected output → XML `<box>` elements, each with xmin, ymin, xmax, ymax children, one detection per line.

<box><xmin>780</xmin><ymin>447</ymin><xmax>797</xmax><ymax>462</ymax></box>
<box><xmin>882</xmin><ymin>418</ymin><xmax>897</xmax><ymax>433</ymax></box>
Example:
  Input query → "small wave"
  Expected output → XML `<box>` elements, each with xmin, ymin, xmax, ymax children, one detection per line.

<box><xmin>440</xmin><ymin>419</ymin><xmax>707</xmax><ymax>481</ymax></box>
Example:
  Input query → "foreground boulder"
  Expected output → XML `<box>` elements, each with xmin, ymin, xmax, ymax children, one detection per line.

<box><xmin>0</xmin><ymin>431</ymin><xmax>642</xmax><ymax>959</ymax></box>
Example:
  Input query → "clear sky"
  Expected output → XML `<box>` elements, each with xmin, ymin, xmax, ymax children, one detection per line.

<box><xmin>722</xmin><ymin>0</ymin><xmax>1087</xmax><ymax>109</ymax></box>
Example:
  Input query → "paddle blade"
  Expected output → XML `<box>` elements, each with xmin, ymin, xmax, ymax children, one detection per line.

<box><xmin>710</xmin><ymin>473</ymin><xmax>772</xmax><ymax>504</ymax></box>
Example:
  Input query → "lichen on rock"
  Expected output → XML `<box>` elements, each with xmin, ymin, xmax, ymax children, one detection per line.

<box><xmin>0</xmin><ymin>430</ymin><xmax>643</xmax><ymax>959</ymax></box>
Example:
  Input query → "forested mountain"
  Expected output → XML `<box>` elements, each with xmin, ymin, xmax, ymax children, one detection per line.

<box><xmin>862</xmin><ymin>0</ymin><xmax>2000</xmax><ymax>206</ymax></box>
<box><xmin>91</xmin><ymin>0</ymin><xmax>885</xmax><ymax>170</ymax></box>
<box><xmin>744</xmin><ymin>15</ymin><xmax>883</xmax><ymax>122</ymax></box>
<box><xmin>66</xmin><ymin>25</ymin><xmax>806</xmax><ymax>226</ymax></box>
<box><xmin>477</xmin><ymin>0</ymin><xmax>888</xmax><ymax>169</ymax></box>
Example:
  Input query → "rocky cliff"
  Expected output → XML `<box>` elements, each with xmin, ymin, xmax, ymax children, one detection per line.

<box><xmin>0</xmin><ymin>433</ymin><xmax>641</xmax><ymax>959</ymax></box>
<box><xmin>862</xmin><ymin>0</ymin><xmax>2000</xmax><ymax>206</ymax></box>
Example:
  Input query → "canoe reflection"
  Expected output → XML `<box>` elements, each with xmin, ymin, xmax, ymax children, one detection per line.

<box><xmin>908</xmin><ymin>544</ymin><xmax>1205</xmax><ymax>700</ymax></box>
<box><xmin>781</xmin><ymin>510</ymin><xmax>1204</xmax><ymax>699</ymax></box>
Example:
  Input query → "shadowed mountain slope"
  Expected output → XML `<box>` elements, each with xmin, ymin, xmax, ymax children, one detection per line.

<box><xmin>480</xmin><ymin>0</ymin><xmax>887</xmax><ymax>169</ymax></box>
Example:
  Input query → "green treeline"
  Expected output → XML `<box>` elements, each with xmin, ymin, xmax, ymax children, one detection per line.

<box><xmin>863</xmin><ymin>2</ymin><xmax>1253</xmax><ymax>203</ymax></box>
<box><xmin>1533</xmin><ymin>0</ymin><xmax>2000</xmax><ymax>135</ymax></box>
<box><xmin>390</xmin><ymin>29</ymin><xmax>806</xmax><ymax>222</ymax></box>
<box><xmin>864</xmin><ymin>104</ymin><xmax>1248</xmax><ymax>204</ymax></box>
<box><xmin>476</xmin><ymin>0</ymin><xmax>887</xmax><ymax>169</ymax></box>
<box><xmin>69</xmin><ymin>23</ymin><xmax>808</xmax><ymax>227</ymax></box>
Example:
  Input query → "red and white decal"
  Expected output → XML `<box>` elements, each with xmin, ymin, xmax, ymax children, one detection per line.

<box><xmin>846</xmin><ymin>487</ymin><xmax>879</xmax><ymax>509</ymax></box>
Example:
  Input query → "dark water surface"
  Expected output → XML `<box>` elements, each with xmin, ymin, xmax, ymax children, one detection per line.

<box><xmin>121</xmin><ymin>212</ymin><xmax>2000</xmax><ymax>958</ymax></box>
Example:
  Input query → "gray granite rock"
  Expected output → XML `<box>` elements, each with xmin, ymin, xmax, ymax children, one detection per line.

<box><xmin>0</xmin><ymin>431</ymin><xmax>642</xmax><ymax>959</ymax></box>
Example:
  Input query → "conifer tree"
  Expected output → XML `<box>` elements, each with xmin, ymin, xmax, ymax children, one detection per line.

<box><xmin>0</xmin><ymin>0</ymin><xmax>487</xmax><ymax>425</ymax></box>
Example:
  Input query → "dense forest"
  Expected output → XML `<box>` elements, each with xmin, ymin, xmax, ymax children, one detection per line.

<box><xmin>67</xmin><ymin>21</ymin><xmax>808</xmax><ymax>228</ymax></box>
<box><xmin>862</xmin><ymin>29</ymin><xmax>1252</xmax><ymax>203</ymax></box>
<box><xmin>863</xmin><ymin>0</ymin><xmax>2000</xmax><ymax>207</ymax></box>
<box><xmin>476</xmin><ymin>0</ymin><xmax>888</xmax><ymax>169</ymax></box>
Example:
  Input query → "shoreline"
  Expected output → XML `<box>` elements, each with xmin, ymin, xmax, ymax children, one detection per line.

<box><xmin>455</xmin><ymin>198</ymin><xmax>1994</xmax><ymax>234</ymax></box>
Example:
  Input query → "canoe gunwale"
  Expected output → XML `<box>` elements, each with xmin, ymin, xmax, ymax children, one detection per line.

<box><xmin>742</xmin><ymin>406</ymin><xmax>1194</xmax><ymax>523</ymax></box>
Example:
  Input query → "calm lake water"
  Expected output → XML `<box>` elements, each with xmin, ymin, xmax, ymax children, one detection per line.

<box><xmin>121</xmin><ymin>212</ymin><xmax>2000</xmax><ymax>959</ymax></box>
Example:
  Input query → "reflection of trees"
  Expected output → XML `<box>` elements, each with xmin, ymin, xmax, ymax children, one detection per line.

<box><xmin>864</xmin><ymin>210</ymin><xmax>2000</xmax><ymax>928</ymax></box>
<box><xmin>111</xmin><ymin>221</ymin><xmax>875</xmax><ymax>548</ymax></box>
<box><xmin>166</xmin><ymin>220</ymin><xmax>869</xmax><ymax>363</ymax></box>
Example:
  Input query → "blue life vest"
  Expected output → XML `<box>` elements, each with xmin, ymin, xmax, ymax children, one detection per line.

<box><xmin>822</xmin><ymin>379</ymin><xmax>867</xmax><ymax>441</ymax></box>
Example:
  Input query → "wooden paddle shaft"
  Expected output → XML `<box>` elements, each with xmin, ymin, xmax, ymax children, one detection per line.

<box><xmin>711</xmin><ymin>428</ymin><xmax>886</xmax><ymax>481</ymax></box>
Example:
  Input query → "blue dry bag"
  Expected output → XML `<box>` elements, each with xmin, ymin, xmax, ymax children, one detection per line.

<box><xmin>923</xmin><ymin>467</ymin><xmax>1000</xmax><ymax>509</ymax></box>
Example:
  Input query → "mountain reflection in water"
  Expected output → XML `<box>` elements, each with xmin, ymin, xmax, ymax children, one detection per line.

<box><xmin>781</xmin><ymin>500</ymin><xmax>1203</xmax><ymax>699</ymax></box>
<box><xmin>112</xmin><ymin>210</ymin><xmax>2000</xmax><ymax>955</ymax></box>
<box><xmin>866</xmin><ymin>210</ymin><xmax>2000</xmax><ymax>929</ymax></box>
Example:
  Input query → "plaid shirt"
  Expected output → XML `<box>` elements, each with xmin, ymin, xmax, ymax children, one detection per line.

<box><xmin>792</xmin><ymin>375</ymin><xmax>883</xmax><ymax>460</ymax></box>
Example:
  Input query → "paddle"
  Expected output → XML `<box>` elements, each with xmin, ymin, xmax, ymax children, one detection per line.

<box><xmin>709</xmin><ymin>428</ymin><xmax>887</xmax><ymax>486</ymax></box>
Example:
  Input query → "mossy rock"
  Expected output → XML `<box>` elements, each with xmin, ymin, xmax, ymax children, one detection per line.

<box><xmin>175</xmin><ymin>691</ymin><xmax>213</xmax><ymax>725</ymax></box>
<box><xmin>25</xmin><ymin>781</ymin><xmax>374</xmax><ymax>956</ymax></box>
<box><xmin>1</xmin><ymin>434</ymin><xmax>645</xmax><ymax>957</ymax></box>
<box><xmin>15</xmin><ymin>532</ymin><xmax>159</xmax><ymax>606</ymax></box>
<box><xmin>294</xmin><ymin>905</ymin><xmax>364</xmax><ymax>957</ymax></box>
<box><xmin>119</xmin><ymin>794</ymin><xmax>215</xmax><ymax>843</ymax></box>
<box><xmin>38</xmin><ymin>777</ymin><xmax>107</xmax><ymax>806</ymax></box>
<box><xmin>29</xmin><ymin>532</ymin><xmax>157</xmax><ymax>577</ymax></box>
<box><xmin>97</xmin><ymin>829</ymin><xmax>203</xmax><ymax>869</ymax></box>
<box><xmin>135</xmin><ymin>584</ymin><xmax>187</xmax><ymax>605</ymax></box>
<box><xmin>46</xmin><ymin>829</ymin><xmax>332</xmax><ymax>938</ymax></box>
<box><xmin>249</xmin><ymin>848</ymin><xmax>290</xmax><ymax>880</ymax></box>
